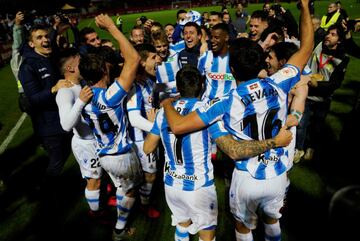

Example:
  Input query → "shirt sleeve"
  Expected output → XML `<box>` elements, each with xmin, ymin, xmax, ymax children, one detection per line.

<box><xmin>208</xmin><ymin>120</ymin><xmax>229</xmax><ymax>140</ymax></box>
<box><xmin>195</xmin><ymin>96</ymin><xmax>230</xmax><ymax>126</ymax></box>
<box><xmin>150</xmin><ymin>111</ymin><xmax>161</xmax><ymax>136</ymax></box>
<box><xmin>104</xmin><ymin>80</ymin><xmax>128</xmax><ymax>107</ymax></box>
<box><xmin>56</xmin><ymin>88</ymin><xmax>86</xmax><ymax>132</ymax></box>
<box><xmin>269</xmin><ymin>64</ymin><xmax>300</xmax><ymax>93</ymax></box>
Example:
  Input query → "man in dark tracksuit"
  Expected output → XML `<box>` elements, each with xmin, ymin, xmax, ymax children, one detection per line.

<box><xmin>19</xmin><ymin>25</ymin><xmax>72</xmax><ymax>180</ymax></box>
<box><xmin>178</xmin><ymin>22</ymin><xmax>204</xmax><ymax>67</ymax></box>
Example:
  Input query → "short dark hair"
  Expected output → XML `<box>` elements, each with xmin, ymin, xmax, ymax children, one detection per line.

<box><xmin>79</xmin><ymin>53</ymin><xmax>106</xmax><ymax>86</ymax></box>
<box><xmin>328</xmin><ymin>24</ymin><xmax>345</xmax><ymax>43</ymax></box>
<box><xmin>211</xmin><ymin>23</ymin><xmax>229</xmax><ymax>35</ymax></box>
<box><xmin>183</xmin><ymin>22</ymin><xmax>202</xmax><ymax>35</ymax></box>
<box><xmin>176</xmin><ymin>65</ymin><xmax>203</xmax><ymax>98</ymax></box>
<box><xmin>251</xmin><ymin>10</ymin><xmax>269</xmax><ymax>22</ymax></box>
<box><xmin>270</xmin><ymin>42</ymin><xmax>298</xmax><ymax>63</ymax></box>
<box><xmin>229</xmin><ymin>38</ymin><xmax>266</xmax><ymax>82</ymax></box>
<box><xmin>27</xmin><ymin>24</ymin><xmax>49</xmax><ymax>41</ymax></box>
<box><xmin>58</xmin><ymin>47</ymin><xmax>79</xmax><ymax>75</ymax></box>
<box><xmin>79</xmin><ymin>27</ymin><xmax>96</xmax><ymax>44</ymax></box>
<box><xmin>176</xmin><ymin>9</ymin><xmax>187</xmax><ymax>20</ymax></box>
<box><xmin>135</xmin><ymin>43</ymin><xmax>156</xmax><ymax>62</ymax></box>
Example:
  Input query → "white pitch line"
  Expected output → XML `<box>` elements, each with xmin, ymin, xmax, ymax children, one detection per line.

<box><xmin>0</xmin><ymin>113</ymin><xmax>27</xmax><ymax>155</ymax></box>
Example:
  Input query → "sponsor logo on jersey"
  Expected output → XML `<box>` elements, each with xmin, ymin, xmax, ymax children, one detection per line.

<box><xmin>207</xmin><ymin>72</ymin><xmax>235</xmax><ymax>81</ymax></box>
<box><xmin>257</xmin><ymin>151</ymin><xmax>280</xmax><ymax>165</ymax></box>
<box><xmin>94</xmin><ymin>100</ymin><xmax>107</xmax><ymax>110</ymax></box>
<box><xmin>166</xmin><ymin>170</ymin><xmax>199</xmax><ymax>181</ymax></box>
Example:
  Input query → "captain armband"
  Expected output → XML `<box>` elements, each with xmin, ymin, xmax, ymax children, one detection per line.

<box><xmin>290</xmin><ymin>109</ymin><xmax>303</xmax><ymax>123</ymax></box>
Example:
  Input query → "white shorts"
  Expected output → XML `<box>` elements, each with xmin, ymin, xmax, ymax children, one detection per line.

<box><xmin>134</xmin><ymin>141</ymin><xmax>157</xmax><ymax>174</ymax></box>
<box><xmin>229</xmin><ymin>169</ymin><xmax>287</xmax><ymax>230</ymax></box>
<box><xmin>165</xmin><ymin>184</ymin><xmax>218</xmax><ymax>234</ymax></box>
<box><xmin>100</xmin><ymin>146</ymin><xmax>143</xmax><ymax>193</ymax></box>
<box><xmin>71</xmin><ymin>136</ymin><xmax>102</xmax><ymax>179</ymax></box>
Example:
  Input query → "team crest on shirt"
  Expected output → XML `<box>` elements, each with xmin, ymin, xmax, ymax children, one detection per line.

<box><xmin>280</xmin><ymin>67</ymin><xmax>296</xmax><ymax>77</ymax></box>
<box><xmin>247</xmin><ymin>82</ymin><xmax>259</xmax><ymax>92</ymax></box>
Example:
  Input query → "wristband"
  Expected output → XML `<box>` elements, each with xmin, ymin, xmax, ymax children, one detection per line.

<box><xmin>290</xmin><ymin>109</ymin><xmax>303</xmax><ymax>122</ymax></box>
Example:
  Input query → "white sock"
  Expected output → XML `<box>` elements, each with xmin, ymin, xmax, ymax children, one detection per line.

<box><xmin>175</xmin><ymin>225</ymin><xmax>189</xmax><ymax>241</ymax></box>
<box><xmin>264</xmin><ymin>221</ymin><xmax>281</xmax><ymax>241</ymax></box>
<box><xmin>115</xmin><ymin>188</ymin><xmax>135</xmax><ymax>230</ymax></box>
<box><xmin>235</xmin><ymin>229</ymin><xmax>253</xmax><ymax>241</ymax></box>
<box><xmin>139</xmin><ymin>182</ymin><xmax>153</xmax><ymax>205</ymax></box>
<box><xmin>85</xmin><ymin>188</ymin><xmax>100</xmax><ymax>211</ymax></box>
<box><xmin>199</xmin><ymin>238</ymin><xmax>215</xmax><ymax>241</ymax></box>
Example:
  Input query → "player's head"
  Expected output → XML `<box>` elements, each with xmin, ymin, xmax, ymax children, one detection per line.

<box><xmin>249</xmin><ymin>10</ymin><xmax>269</xmax><ymax>42</ymax></box>
<box><xmin>135</xmin><ymin>43</ymin><xmax>157</xmax><ymax>77</ymax></box>
<box><xmin>58</xmin><ymin>47</ymin><xmax>80</xmax><ymax>80</ymax></box>
<box><xmin>229</xmin><ymin>38</ymin><xmax>266</xmax><ymax>83</ymax></box>
<box><xmin>79</xmin><ymin>53</ymin><xmax>107</xmax><ymax>86</ymax></box>
<box><xmin>130</xmin><ymin>26</ymin><xmax>145</xmax><ymax>46</ymax></box>
<box><xmin>210</xmin><ymin>23</ymin><xmax>229</xmax><ymax>55</ymax></box>
<box><xmin>266</xmin><ymin>42</ymin><xmax>298</xmax><ymax>75</ymax></box>
<box><xmin>28</xmin><ymin>25</ymin><xmax>52</xmax><ymax>56</ymax></box>
<box><xmin>323</xmin><ymin>24</ymin><xmax>345</xmax><ymax>50</ymax></box>
<box><xmin>176</xmin><ymin>65</ymin><xmax>203</xmax><ymax>98</ymax></box>
<box><xmin>151</xmin><ymin>30</ymin><xmax>170</xmax><ymax>60</ymax></box>
<box><xmin>80</xmin><ymin>27</ymin><xmax>101</xmax><ymax>47</ymax></box>
<box><xmin>183</xmin><ymin>22</ymin><xmax>202</xmax><ymax>49</ymax></box>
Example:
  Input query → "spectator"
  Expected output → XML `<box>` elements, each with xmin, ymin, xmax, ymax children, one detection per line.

<box><xmin>233</xmin><ymin>2</ymin><xmax>250</xmax><ymax>35</ymax></box>
<box><xmin>320</xmin><ymin>2</ymin><xmax>342</xmax><ymax>31</ymax></box>
<box><xmin>79</xmin><ymin>27</ymin><xmax>101</xmax><ymax>55</ymax></box>
<box><xmin>297</xmin><ymin>24</ymin><xmax>349</xmax><ymax>161</ymax></box>
<box><xmin>178</xmin><ymin>22</ymin><xmax>205</xmax><ymax>67</ymax></box>
<box><xmin>130</xmin><ymin>25</ymin><xmax>145</xmax><ymax>46</ymax></box>
<box><xmin>249</xmin><ymin>10</ymin><xmax>269</xmax><ymax>42</ymax></box>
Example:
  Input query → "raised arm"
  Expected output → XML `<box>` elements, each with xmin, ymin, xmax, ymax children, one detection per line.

<box><xmin>162</xmin><ymin>98</ymin><xmax>206</xmax><ymax>135</ymax></box>
<box><xmin>215</xmin><ymin>126</ymin><xmax>292</xmax><ymax>160</ymax></box>
<box><xmin>95</xmin><ymin>14</ymin><xmax>140</xmax><ymax>91</ymax></box>
<box><xmin>287</xmin><ymin>0</ymin><xmax>314</xmax><ymax>72</ymax></box>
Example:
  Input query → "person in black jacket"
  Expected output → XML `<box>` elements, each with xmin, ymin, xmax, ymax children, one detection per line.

<box><xmin>19</xmin><ymin>25</ymin><xmax>72</xmax><ymax>180</ymax></box>
<box><xmin>178</xmin><ymin>22</ymin><xmax>205</xmax><ymax>67</ymax></box>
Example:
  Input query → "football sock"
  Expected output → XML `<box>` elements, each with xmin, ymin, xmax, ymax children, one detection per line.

<box><xmin>115</xmin><ymin>188</ymin><xmax>135</xmax><ymax>230</ymax></box>
<box><xmin>139</xmin><ymin>182</ymin><xmax>153</xmax><ymax>205</ymax></box>
<box><xmin>85</xmin><ymin>188</ymin><xmax>100</xmax><ymax>211</ymax></box>
<box><xmin>235</xmin><ymin>229</ymin><xmax>253</xmax><ymax>241</ymax></box>
<box><xmin>264</xmin><ymin>221</ymin><xmax>281</xmax><ymax>241</ymax></box>
<box><xmin>175</xmin><ymin>225</ymin><xmax>189</xmax><ymax>241</ymax></box>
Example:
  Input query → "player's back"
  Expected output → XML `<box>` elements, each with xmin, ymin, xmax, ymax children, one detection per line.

<box><xmin>82</xmin><ymin>81</ymin><xmax>132</xmax><ymax>157</ymax></box>
<box><xmin>225</xmin><ymin>65</ymin><xmax>300</xmax><ymax>179</ymax></box>
<box><xmin>154</xmin><ymin>98</ymin><xmax>217</xmax><ymax>191</ymax></box>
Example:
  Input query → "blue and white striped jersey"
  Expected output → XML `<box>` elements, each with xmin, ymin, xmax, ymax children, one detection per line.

<box><xmin>151</xmin><ymin>98</ymin><xmax>225</xmax><ymax>191</ymax></box>
<box><xmin>127</xmin><ymin>78</ymin><xmax>155</xmax><ymax>142</ymax></box>
<box><xmin>155</xmin><ymin>51</ymin><xmax>181</xmax><ymax>94</ymax></box>
<box><xmin>82</xmin><ymin>81</ymin><xmax>132</xmax><ymax>157</ymax></box>
<box><xmin>196</xmin><ymin>64</ymin><xmax>300</xmax><ymax>179</ymax></box>
<box><xmin>198</xmin><ymin>51</ymin><xmax>237</xmax><ymax>100</ymax></box>
<box><xmin>169</xmin><ymin>40</ymin><xmax>185</xmax><ymax>53</ymax></box>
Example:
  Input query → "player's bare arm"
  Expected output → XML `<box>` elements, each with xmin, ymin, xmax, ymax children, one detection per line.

<box><xmin>162</xmin><ymin>98</ymin><xmax>206</xmax><ymax>135</ymax></box>
<box><xmin>95</xmin><ymin>14</ymin><xmax>140</xmax><ymax>92</ymax></box>
<box><xmin>287</xmin><ymin>0</ymin><xmax>314</xmax><ymax>72</ymax></box>
<box><xmin>143</xmin><ymin>133</ymin><xmax>161</xmax><ymax>155</ymax></box>
<box><xmin>215</xmin><ymin>126</ymin><xmax>292</xmax><ymax>160</ymax></box>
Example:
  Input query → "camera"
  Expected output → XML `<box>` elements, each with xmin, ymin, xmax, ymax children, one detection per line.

<box><xmin>55</xmin><ymin>12</ymin><xmax>70</xmax><ymax>24</ymax></box>
<box><xmin>297</xmin><ymin>0</ymin><xmax>315</xmax><ymax>14</ymax></box>
<box><xmin>140</xmin><ymin>16</ymin><xmax>148</xmax><ymax>24</ymax></box>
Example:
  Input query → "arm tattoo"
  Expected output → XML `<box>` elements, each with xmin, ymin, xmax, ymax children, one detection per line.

<box><xmin>215</xmin><ymin>135</ymin><xmax>276</xmax><ymax>160</ymax></box>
